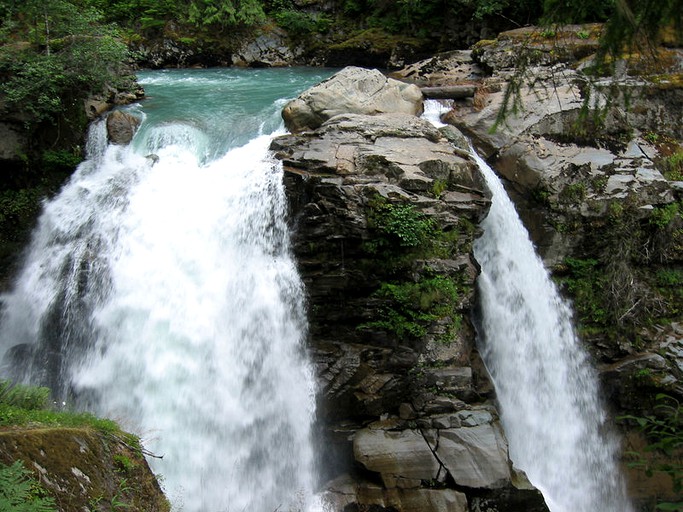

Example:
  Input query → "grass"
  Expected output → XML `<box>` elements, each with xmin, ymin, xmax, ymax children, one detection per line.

<box><xmin>0</xmin><ymin>380</ymin><xmax>121</xmax><ymax>435</ymax></box>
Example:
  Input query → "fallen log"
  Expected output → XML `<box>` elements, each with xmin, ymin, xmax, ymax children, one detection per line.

<box><xmin>420</xmin><ymin>85</ymin><xmax>477</xmax><ymax>99</ymax></box>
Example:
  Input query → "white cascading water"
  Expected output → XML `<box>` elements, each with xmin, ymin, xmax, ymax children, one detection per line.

<box><xmin>471</xmin><ymin>150</ymin><xmax>633</xmax><ymax>512</ymax></box>
<box><xmin>0</xmin><ymin>69</ymin><xmax>328</xmax><ymax>512</ymax></box>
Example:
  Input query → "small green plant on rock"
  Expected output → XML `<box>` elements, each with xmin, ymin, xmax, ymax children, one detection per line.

<box><xmin>360</xmin><ymin>275</ymin><xmax>460</xmax><ymax>341</ymax></box>
<box><xmin>0</xmin><ymin>460</ymin><xmax>56</xmax><ymax>512</ymax></box>
<box><xmin>620</xmin><ymin>394</ymin><xmax>682</xmax><ymax>511</ymax></box>
<box><xmin>365</xmin><ymin>197</ymin><xmax>434</xmax><ymax>251</ymax></box>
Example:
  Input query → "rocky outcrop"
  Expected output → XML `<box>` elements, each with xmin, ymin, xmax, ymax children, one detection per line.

<box><xmin>233</xmin><ymin>26</ymin><xmax>302</xmax><ymax>67</ymax></box>
<box><xmin>272</xmin><ymin>68</ymin><xmax>547</xmax><ymax>511</ymax></box>
<box><xmin>0</xmin><ymin>427</ymin><xmax>169</xmax><ymax>512</ymax></box>
<box><xmin>282</xmin><ymin>67</ymin><xmax>424</xmax><ymax>132</ymax></box>
<box><xmin>395</xmin><ymin>26</ymin><xmax>682</xmax><ymax>508</ymax></box>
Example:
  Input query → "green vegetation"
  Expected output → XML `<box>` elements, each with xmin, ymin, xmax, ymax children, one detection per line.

<box><xmin>358</xmin><ymin>196</ymin><xmax>468</xmax><ymax>343</ymax></box>
<box><xmin>0</xmin><ymin>461</ymin><xmax>56</xmax><ymax>512</ymax></box>
<box><xmin>0</xmin><ymin>0</ymin><xmax>130</xmax><ymax>129</ymax></box>
<box><xmin>0</xmin><ymin>379</ymin><xmax>120</xmax><ymax>434</ymax></box>
<box><xmin>620</xmin><ymin>394</ymin><xmax>682</xmax><ymax>511</ymax></box>
<box><xmin>361</xmin><ymin>276</ymin><xmax>462</xmax><ymax>341</ymax></box>
<box><xmin>661</xmin><ymin>151</ymin><xmax>683</xmax><ymax>181</ymax></box>
<box><xmin>560</xmin><ymin>257</ymin><xmax>608</xmax><ymax>325</ymax></box>
<box><xmin>365</xmin><ymin>198</ymin><xmax>435</xmax><ymax>251</ymax></box>
<box><xmin>650</xmin><ymin>202</ymin><xmax>681</xmax><ymax>229</ymax></box>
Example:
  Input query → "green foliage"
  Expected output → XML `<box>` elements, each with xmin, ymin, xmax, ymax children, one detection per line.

<box><xmin>661</xmin><ymin>151</ymin><xmax>683</xmax><ymax>181</ymax></box>
<box><xmin>560</xmin><ymin>257</ymin><xmax>608</xmax><ymax>325</ymax></box>
<box><xmin>41</xmin><ymin>149</ymin><xmax>83</xmax><ymax>173</ymax></box>
<box><xmin>0</xmin><ymin>380</ymin><xmax>120</xmax><ymax>433</ymax></box>
<box><xmin>274</xmin><ymin>9</ymin><xmax>331</xmax><ymax>35</ymax></box>
<box><xmin>0</xmin><ymin>1</ymin><xmax>129</xmax><ymax>128</ymax></box>
<box><xmin>559</xmin><ymin>182</ymin><xmax>587</xmax><ymax>204</ymax></box>
<box><xmin>431</xmin><ymin>179</ymin><xmax>448</xmax><ymax>198</ymax></box>
<box><xmin>113</xmin><ymin>455</ymin><xmax>135</xmax><ymax>474</ymax></box>
<box><xmin>0</xmin><ymin>381</ymin><xmax>50</xmax><ymax>410</ymax></box>
<box><xmin>365</xmin><ymin>198</ymin><xmax>434</xmax><ymax>251</ymax></box>
<box><xmin>187</xmin><ymin>0</ymin><xmax>266</xmax><ymax>27</ymax></box>
<box><xmin>0</xmin><ymin>189</ymin><xmax>43</xmax><ymax>227</ymax></box>
<box><xmin>656</xmin><ymin>269</ymin><xmax>683</xmax><ymax>287</ymax></box>
<box><xmin>650</xmin><ymin>202</ymin><xmax>681</xmax><ymax>229</ymax></box>
<box><xmin>361</xmin><ymin>276</ymin><xmax>461</xmax><ymax>341</ymax></box>
<box><xmin>620</xmin><ymin>394</ymin><xmax>682</xmax><ymax>510</ymax></box>
<box><xmin>0</xmin><ymin>461</ymin><xmax>56</xmax><ymax>512</ymax></box>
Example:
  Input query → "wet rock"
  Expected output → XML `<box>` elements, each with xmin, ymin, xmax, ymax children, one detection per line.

<box><xmin>321</xmin><ymin>474</ymin><xmax>469</xmax><ymax>512</ymax></box>
<box><xmin>274</xmin><ymin>79</ymin><xmax>547</xmax><ymax>510</ymax></box>
<box><xmin>106</xmin><ymin>110</ymin><xmax>140</xmax><ymax>145</ymax></box>
<box><xmin>435</xmin><ymin>422</ymin><xmax>511</xmax><ymax>489</ymax></box>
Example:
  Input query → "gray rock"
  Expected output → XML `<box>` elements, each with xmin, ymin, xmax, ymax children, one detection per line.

<box><xmin>321</xmin><ymin>474</ymin><xmax>468</xmax><ymax>512</ymax></box>
<box><xmin>353</xmin><ymin>428</ymin><xmax>441</xmax><ymax>488</ymax></box>
<box><xmin>282</xmin><ymin>67</ymin><xmax>424</xmax><ymax>132</ymax></box>
<box><xmin>435</xmin><ymin>423</ymin><xmax>512</xmax><ymax>489</ymax></box>
<box><xmin>233</xmin><ymin>27</ymin><xmax>299</xmax><ymax>67</ymax></box>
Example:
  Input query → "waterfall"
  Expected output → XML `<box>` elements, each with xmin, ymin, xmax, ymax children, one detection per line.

<box><xmin>471</xmin><ymin>150</ymin><xmax>632</xmax><ymax>511</ymax></box>
<box><xmin>0</xmin><ymin>68</ymin><xmax>331</xmax><ymax>512</ymax></box>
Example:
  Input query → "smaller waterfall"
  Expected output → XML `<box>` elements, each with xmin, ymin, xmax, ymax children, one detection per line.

<box><xmin>471</xmin><ymin>149</ymin><xmax>632</xmax><ymax>512</ymax></box>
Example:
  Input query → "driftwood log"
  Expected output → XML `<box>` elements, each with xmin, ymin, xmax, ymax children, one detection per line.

<box><xmin>420</xmin><ymin>85</ymin><xmax>476</xmax><ymax>99</ymax></box>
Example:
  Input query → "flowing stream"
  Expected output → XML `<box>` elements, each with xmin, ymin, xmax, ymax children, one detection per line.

<box><xmin>471</xmin><ymin>150</ymin><xmax>633</xmax><ymax>511</ymax></box>
<box><xmin>0</xmin><ymin>68</ymin><xmax>333</xmax><ymax>512</ymax></box>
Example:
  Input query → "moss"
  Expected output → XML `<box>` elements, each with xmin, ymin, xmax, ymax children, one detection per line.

<box><xmin>0</xmin><ymin>428</ymin><xmax>169</xmax><ymax>512</ymax></box>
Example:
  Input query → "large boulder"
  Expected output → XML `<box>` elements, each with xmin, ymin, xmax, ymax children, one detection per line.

<box><xmin>106</xmin><ymin>110</ymin><xmax>141</xmax><ymax>145</ymax></box>
<box><xmin>281</xmin><ymin>66</ymin><xmax>423</xmax><ymax>132</ymax></box>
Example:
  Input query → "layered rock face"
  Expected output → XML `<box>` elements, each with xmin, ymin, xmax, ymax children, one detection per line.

<box><xmin>272</xmin><ymin>68</ymin><xmax>547</xmax><ymax>511</ymax></box>
<box><xmin>396</xmin><ymin>26</ymin><xmax>682</xmax><ymax>506</ymax></box>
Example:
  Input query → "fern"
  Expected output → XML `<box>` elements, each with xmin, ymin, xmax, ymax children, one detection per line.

<box><xmin>0</xmin><ymin>461</ymin><xmax>56</xmax><ymax>512</ymax></box>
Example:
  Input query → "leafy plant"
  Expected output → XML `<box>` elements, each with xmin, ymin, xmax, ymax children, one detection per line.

<box><xmin>620</xmin><ymin>394</ymin><xmax>682</xmax><ymax>511</ymax></box>
<box><xmin>0</xmin><ymin>379</ymin><xmax>120</xmax><ymax>433</ymax></box>
<box><xmin>560</xmin><ymin>257</ymin><xmax>608</xmax><ymax>325</ymax></box>
<box><xmin>0</xmin><ymin>460</ymin><xmax>56</xmax><ymax>512</ymax></box>
<box><xmin>366</xmin><ymin>198</ymin><xmax>434</xmax><ymax>251</ymax></box>
<box><xmin>650</xmin><ymin>203</ymin><xmax>681</xmax><ymax>229</ymax></box>
<box><xmin>360</xmin><ymin>276</ymin><xmax>461</xmax><ymax>341</ymax></box>
<box><xmin>274</xmin><ymin>9</ymin><xmax>330</xmax><ymax>35</ymax></box>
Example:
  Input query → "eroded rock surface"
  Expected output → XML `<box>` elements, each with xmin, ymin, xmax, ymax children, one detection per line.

<box><xmin>273</xmin><ymin>76</ymin><xmax>547</xmax><ymax>511</ymax></box>
<box><xmin>281</xmin><ymin>67</ymin><xmax>424</xmax><ymax>132</ymax></box>
<box><xmin>395</xmin><ymin>25</ymin><xmax>683</xmax><ymax>507</ymax></box>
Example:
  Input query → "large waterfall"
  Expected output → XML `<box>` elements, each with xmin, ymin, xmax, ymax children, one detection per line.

<box><xmin>0</xmin><ymin>68</ymin><xmax>332</xmax><ymax>512</ymax></box>
<box><xmin>471</xmin><ymin>150</ymin><xmax>633</xmax><ymax>511</ymax></box>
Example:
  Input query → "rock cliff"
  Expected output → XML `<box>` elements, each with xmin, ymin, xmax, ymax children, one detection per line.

<box><xmin>272</xmin><ymin>67</ymin><xmax>548</xmax><ymax>511</ymax></box>
<box><xmin>393</xmin><ymin>25</ymin><xmax>682</xmax><ymax>507</ymax></box>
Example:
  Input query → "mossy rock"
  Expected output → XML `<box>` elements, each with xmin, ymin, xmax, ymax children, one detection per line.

<box><xmin>0</xmin><ymin>427</ymin><xmax>169</xmax><ymax>512</ymax></box>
